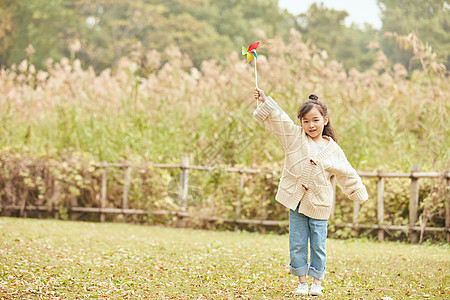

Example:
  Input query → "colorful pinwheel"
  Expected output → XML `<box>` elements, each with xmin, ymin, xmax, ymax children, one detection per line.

<box><xmin>242</xmin><ymin>42</ymin><xmax>260</xmax><ymax>88</ymax></box>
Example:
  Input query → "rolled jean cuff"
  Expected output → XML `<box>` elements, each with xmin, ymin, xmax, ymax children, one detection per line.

<box><xmin>308</xmin><ymin>266</ymin><xmax>326</xmax><ymax>280</ymax></box>
<box><xmin>289</xmin><ymin>263</ymin><xmax>309</xmax><ymax>276</ymax></box>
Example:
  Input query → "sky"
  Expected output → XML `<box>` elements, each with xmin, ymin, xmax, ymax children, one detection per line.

<box><xmin>278</xmin><ymin>0</ymin><xmax>382</xmax><ymax>29</ymax></box>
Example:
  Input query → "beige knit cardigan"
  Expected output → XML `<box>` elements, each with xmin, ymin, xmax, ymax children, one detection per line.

<box><xmin>253</xmin><ymin>96</ymin><xmax>368</xmax><ymax>220</ymax></box>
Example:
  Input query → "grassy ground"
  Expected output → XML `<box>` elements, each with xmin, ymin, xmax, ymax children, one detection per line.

<box><xmin>0</xmin><ymin>218</ymin><xmax>448</xmax><ymax>299</ymax></box>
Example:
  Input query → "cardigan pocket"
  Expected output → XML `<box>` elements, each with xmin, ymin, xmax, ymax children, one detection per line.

<box><xmin>279</xmin><ymin>168</ymin><xmax>298</xmax><ymax>195</ymax></box>
<box><xmin>312</xmin><ymin>185</ymin><xmax>333</xmax><ymax>207</ymax></box>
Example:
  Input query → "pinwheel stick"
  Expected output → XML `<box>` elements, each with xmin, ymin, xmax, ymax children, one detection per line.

<box><xmin>254</xmin><ymin>59</ymin><xmax>258</xmax><ymax>88</ymax></box>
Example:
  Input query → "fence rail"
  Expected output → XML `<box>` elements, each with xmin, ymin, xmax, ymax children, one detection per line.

<box><xmin>2</xmin><ymin>157</ymin><xmax>449</xmax><ymax>243</ymax></box>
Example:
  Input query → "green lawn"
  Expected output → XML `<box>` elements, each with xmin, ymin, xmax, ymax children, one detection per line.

<box><xmin>0</xmin><ymin>218</ymin><xmax>448</xmax><ymax>299</ymax></box>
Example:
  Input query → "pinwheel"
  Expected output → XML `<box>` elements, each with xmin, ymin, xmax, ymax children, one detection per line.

<box><xmin>242</xmin><ymin>41</ymin><xmax>260</xmax><ymax>88</ymax></box>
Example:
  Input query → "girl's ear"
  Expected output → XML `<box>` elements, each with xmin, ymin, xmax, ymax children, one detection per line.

<box><xmin>324</xmin><ymin>116</ymin><xmax>329</xmax><ymax>126</ymax></box>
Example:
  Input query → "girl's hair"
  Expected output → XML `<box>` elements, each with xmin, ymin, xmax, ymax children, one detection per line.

<box><xmin>297</xmin><ymin>94</ymin><xmax>338</xmax><ymax>143</ymax></box>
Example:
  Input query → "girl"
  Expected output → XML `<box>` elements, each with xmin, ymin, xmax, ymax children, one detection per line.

<box><xmin>252</xmin><ymin>88</ymin><xmax>368</xmax><ymax>297</ymax></box>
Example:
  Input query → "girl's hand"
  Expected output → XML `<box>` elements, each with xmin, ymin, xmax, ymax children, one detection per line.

<box><xmin>254</xmin><ymin>88</ymin><xmax>267</xmax><ymax>103</ymax></box>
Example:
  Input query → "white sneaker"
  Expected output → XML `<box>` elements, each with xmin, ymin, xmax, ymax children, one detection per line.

<box><xmin>294</xmin><ymin>282</ymin><xmax>309</xmax><ymax>295</ymax></box>
<box><xmin>309</xmin><ymin>283</ymin><xmax>324</xmax><ymax>297</ymax></box>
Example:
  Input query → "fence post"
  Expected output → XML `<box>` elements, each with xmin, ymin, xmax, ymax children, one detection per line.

<box><xmin>409</xmin><ymin>165</ymin><xmax>420</xmax><ymax>243</ymax></box>
<box><xmin>446</xmin><ymin>173</ymin><xmax>450</xmax><ymax>243</ymax></box>
<box><xmin>210</xmin><ymin>196</ymin><xmax>216</xmax><ymax>230</ymax></box>
<box><xmin>353</xmin><ymin>201</ymin><xmax>360</xmax><ymax>237</ymax></box>
<box><xmin>69</xmin><ymin>195</ymin><xmax>79</xmax><ymax>221</ymax></box>
<box><xmin>377</xmin><ymin>176</ymin><xmax>385</xmax><ymax>241</ymax></box>
<box><xmin>177</xmin><ymin>155</ymin><xmax>189</xmax><ymax>228</ymax></box>
<box><xmin>260</xmin><ymin>193</ymin><xmax>267</xmax><ymax>234</ymax></box>
<box><xmin>100</xmin><ymin>163</ymin><xmax>107</xmax><ymax>223</ymax></box>
<box><xmin>122</xmin><ymin>166</ymin><xmax>132</xmax><ymax>221</ymax></box>
<box><xmin>235</xmin><ymin>173</ymin><xmax>245</xmax><ymax>231</ymax></box>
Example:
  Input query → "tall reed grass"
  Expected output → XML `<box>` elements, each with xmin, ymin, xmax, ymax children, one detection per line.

<box><xmin>1</xmin><ymin>29</ymin><xmax>448</xmax><ymax>171</ymax></box>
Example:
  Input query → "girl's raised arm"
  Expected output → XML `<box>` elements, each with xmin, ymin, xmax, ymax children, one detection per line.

<box><xmin>252</xmin><ymin>88</ymin><xmax>301</xmax><ymax>150</ymax></box>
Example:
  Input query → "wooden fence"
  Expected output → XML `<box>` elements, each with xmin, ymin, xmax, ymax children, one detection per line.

<box><xmin>2</xmin><ymin>157</ymin><xmax>449</xmax><ymax>243</ymax></box>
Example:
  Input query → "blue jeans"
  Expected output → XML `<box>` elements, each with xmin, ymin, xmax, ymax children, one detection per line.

<box><xmin>289</xmin><ymin>207</ymin><xmax>328</xmax><ymax>280</ymax></box>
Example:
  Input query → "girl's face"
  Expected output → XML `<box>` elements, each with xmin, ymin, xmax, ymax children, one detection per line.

<box><xmin>301</xmin><ymin>106</ymin><xmax>328</xmax><ymax>141</ymax></box>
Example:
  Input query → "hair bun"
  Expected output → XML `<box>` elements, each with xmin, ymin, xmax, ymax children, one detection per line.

<box><xmin>309</xmin><ymin>94</ymin><xmax>319</xmax><ymax>101</ymax></box>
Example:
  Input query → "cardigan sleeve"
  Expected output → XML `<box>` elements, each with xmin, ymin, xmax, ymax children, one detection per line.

<box><xmin>252</xmin><ymin>96</ymin><xmax>300</xmax><ymax>150</ymax></box>
<box><xmin>333</xmin><ymin>149</ymin><xmax>369</xmax><ymax>204</ymax></box>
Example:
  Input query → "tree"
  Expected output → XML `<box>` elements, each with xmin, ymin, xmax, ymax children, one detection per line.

<box><xmin>378</xmin><ymin>0</ymin><xmax>450</xmax><ymax>68</ymax></box>
<box><xmin>0</xmin><ymin>0</ymin><xmax>81</xmax><ymax>69</ymax></box>
<box><xmin>295</xmin><ymin>3</ymin><xmax>376</xmax><ymax>71</ymax></box>
<box><xmin>61</xmin><ymin>0</ymin><xmax>295</xmax><ymax>69</ymax></box>
<box><xmin>73</xmin><ymin>0</ymin><xmax>172</xmax><ymax>69</ymax></box>
<box><xmin>0</xmin><ymin>0</ymin><xmax>295</xmax><ymax>70</ymax></box>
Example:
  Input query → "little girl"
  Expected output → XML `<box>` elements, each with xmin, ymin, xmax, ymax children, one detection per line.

<box><xmin>252</xmin><ymin>88</ymin><xmax>368</xmax><ymax>297</ymax></box>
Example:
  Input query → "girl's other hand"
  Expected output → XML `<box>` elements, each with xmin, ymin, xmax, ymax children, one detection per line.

<box><xmin>254</xmin><ymin>88</ymin><xmax>267</xmax><ymax>103</ymax></box>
